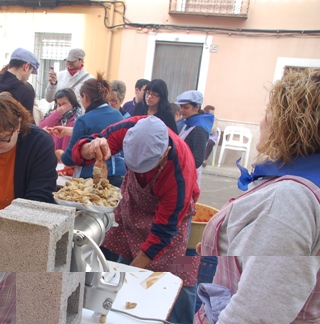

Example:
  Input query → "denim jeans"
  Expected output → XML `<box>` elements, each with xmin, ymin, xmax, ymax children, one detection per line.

<box><xmin>168</xmin><ymin>285</ymin><xmax>197</xmax><ymax>324</ymax></box>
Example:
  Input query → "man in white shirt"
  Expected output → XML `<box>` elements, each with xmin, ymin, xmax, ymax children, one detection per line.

<box><xmin>45</xmin><ymin>48</ymin><xmax>93</xmax><ymax>111</ymax></box>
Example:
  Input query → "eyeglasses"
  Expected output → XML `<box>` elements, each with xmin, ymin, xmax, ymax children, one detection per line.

<box><xmin>145</xmin><ymin>91</ymin><xmax>160</xmax><ymax>98</ymax></box>
<box><xmin>108</xmin><ymin>99</ymin><xmax>119</xmax><ymax>105</ymax></box>
<box><xmin>0</xmin><ymin>129</ymin><xmax>15</xmax><ymax>143</ymax></box>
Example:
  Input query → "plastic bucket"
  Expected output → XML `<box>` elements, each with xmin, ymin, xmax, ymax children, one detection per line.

<box><xmin>187</xmin><ymin>203</ymin><xmax>219</xmax><ymax>249</ymax></box>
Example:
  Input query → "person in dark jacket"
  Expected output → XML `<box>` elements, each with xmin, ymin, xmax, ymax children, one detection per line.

<box><xmin>57</xmin><ymin>72</ymin><xmax>126</xmax><ymax>187</ymax></box>
<box><xmin>0</xmin><ymin>48</ymin><xmax>39</xmax><ymax>117</ymax></box>
<box><xmin>0</xmin><ymin>92</ymin><xmax>57</xmax><ymax>210</ymax></box>
<box><xmin>143</xmin><ymin>79</ymin><xmax>178</xmax><ymax>134</ymax></box>
<box><xmin>123</xmin><ymin>78</ymin><xmax>150</xmax><ymax>115</ymax></box>
<box><xmin>176</xmin><ymin>90</ymin><xmax>214</xmax><ymax>187</ymax></box>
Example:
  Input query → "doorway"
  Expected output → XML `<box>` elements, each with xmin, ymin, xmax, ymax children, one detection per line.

<box><xmin>151</xmin><ymin>41</ymin><xmax>203</xmax><ymax>102</ymax></box>
<box><xmin>144</xmin><ymin>33</ymin><xmax>212</xmax><ymax>101</ymax></box>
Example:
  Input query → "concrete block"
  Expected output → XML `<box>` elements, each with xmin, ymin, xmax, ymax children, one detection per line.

<box><xmin>16</xmin><ymin>272</ymin><xmax>85</xmax><ymax>324</ymax></box>
<box><xmin>0</xmin><ymin>199</ymin><xmax>75</xmax><ymax>272</ymax></box>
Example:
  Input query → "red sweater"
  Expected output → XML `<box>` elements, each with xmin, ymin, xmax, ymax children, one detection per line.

<box><xmin>72</xmin><ymin>116</ymin><xmax>200</xmax><ymax>259</ymax></box>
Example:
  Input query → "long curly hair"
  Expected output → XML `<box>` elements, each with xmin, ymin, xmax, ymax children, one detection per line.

<box><xmin>258</xmin><ymin>68</ymin><xmax>320</xmax><ymax>164</ymax></box>
<box><xmin>0</xmin><ymin>92</ymin><xmax>32</xmax><ymax>135</ymax></box>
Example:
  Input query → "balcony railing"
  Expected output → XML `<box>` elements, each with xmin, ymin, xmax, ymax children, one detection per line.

<box><xmin>169</xmin><ymin>0</ymin><xmax>250</xmax><ymax>18</ymax></box>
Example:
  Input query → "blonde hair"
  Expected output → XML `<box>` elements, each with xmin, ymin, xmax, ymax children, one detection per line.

<box><xmin>258</xmin><ymin>68</ymin><xmax>320</xmax><ymax>164</ymax></box>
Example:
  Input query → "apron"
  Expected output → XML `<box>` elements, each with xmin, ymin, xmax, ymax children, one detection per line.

<box><xmin>195</xmin><ymin>175</ymin><xmax>320</xmax><ymax>324</ymax></box>
<box><xmin>179</xmin><ymin>125</ymin><xmax>202</xmax><ymax>187</ymax></box>
<box><xmin>102</xmin><ymin>157</ymin><xmax>200</xmax><ymax>286</ymax></box>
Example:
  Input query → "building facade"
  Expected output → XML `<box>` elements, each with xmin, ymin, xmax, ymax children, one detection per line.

<box><xmin>1</xmin><ymin>0</ymin><xmax>319</xmax><ymax>165</ymax></box>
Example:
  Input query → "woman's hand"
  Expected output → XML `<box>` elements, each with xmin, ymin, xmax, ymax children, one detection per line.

<box><xmin>196</xmin><ymin>242</ymin><xmax>202</xmax><ymax>255</ymax></box>
<box><xmin>51</xmin><ymin>126</ymin><xmax>73</xmax><ymax>138</ymax></box>
<box><xmin>81</xmin><ymin>137</ymin><xmax>111</xmax><ymax>161</ymax></box>
<box><xmin>57</xmin><ymin>102</ymin><xmax>73</xmax><ymax>116</ymax></box>
<box><xmin>55</xmin><ymin>149</ymin><xmax>64</xmax><ymax>163</ymax></box>
<box><xmin>42</xmin><ymin>126</ymin><xmax>53</xmax><ymax>134</ymax></box>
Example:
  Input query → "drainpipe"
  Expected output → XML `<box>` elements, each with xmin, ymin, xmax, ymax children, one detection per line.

<box><xmin>105</xmin><ymin>3</ymin><xmax>115</xmax><ymax>78</ymax></box>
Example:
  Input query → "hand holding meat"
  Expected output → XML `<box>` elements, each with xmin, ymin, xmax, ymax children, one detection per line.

<box><xmin>82</xmin><ymin>137</ymin><xmax>111</xmax><ymax>161</ymax></box>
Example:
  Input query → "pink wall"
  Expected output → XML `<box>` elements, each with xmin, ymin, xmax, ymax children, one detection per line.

<box><xmin>119</xmin><ymin>0</ymin><xmax>320</xmax><ymax>123</ymax></box>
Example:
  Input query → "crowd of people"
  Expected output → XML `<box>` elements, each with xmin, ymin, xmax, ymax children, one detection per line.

<box><xmin>0</xmin><ymin>46</ymin><xmax>319</xmax><ymax>324</ymax></box>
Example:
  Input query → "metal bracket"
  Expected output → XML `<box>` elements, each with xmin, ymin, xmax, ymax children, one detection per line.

<box><xmin>210</xmin><ymin>44</ymin><xmax>218</xmax><ymax>53</ymax></box>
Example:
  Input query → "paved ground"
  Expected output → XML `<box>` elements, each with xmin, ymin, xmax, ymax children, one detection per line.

<box><xmin>197</xmin><ymin>164</ymin><xmax>243</xmax><ymax>210</ymax></box>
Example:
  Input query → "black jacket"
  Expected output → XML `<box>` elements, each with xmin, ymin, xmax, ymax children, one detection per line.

<box><xmin>0</xmin><ymin>71</ymin><xmax>35</xmax><ymax>115</ymax></box>
<box><xmin>14</xmin><ymin>124</ymin><xmax>57</xmax><ymax>204</ymax></box>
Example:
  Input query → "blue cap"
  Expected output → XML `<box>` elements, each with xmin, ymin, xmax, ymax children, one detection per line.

<box><xmin>10</xmin><ymin>48</ymin><xmax>40</xmax><ymax>75</ymax></box>
<box><xmin>175</xmin><ymin>90</ymin><xmax>203</xmax><ymax>105</ymax></box>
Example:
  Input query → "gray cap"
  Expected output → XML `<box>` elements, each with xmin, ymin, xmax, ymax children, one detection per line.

<box><xmin>175</xmin><ymin>90</ymin><xmax>203</xmax><ymax>105</ymax></box>
<box><xmin>123</xmin><ymin>116</ymin><xmax>169</xmax><ymax>173</ymax></box>
<box><xmin>65</xmin><ymin>48</ymin><xmax>85</xmax><ymax>61</ymax></box>
<box><xmin>10</xmin><ymin>48</ymin><xmax>40</xmax><ymax>74</ymax></box>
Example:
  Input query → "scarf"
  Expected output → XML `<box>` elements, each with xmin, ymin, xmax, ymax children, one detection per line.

<box><xmin>237</xmin><ymin>154</ymin><xmax>320</xmax><ymax>191</ymax></box>
<box><xmin>85</xmin><ymin>99</ymin><xmax>107</xmax><ymax>114</ymax></box>
<box><xmin>68</xmin><ymin>65</ymin><xmax>83</xmax><ymax>76</ymax></box>
<box><xmin>44</xmin><ymin>105</ymin><xmax>82</xmax><ymax>125</ymax></box>
<box><xmin>61</xmin><ymin>106</ymin><xmax>82</xmax><ymax>126</ymax></box>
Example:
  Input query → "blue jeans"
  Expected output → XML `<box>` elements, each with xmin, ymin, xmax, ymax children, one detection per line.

<box><xmin>168</xmin><ymin>285</ymin><xmax>197</xmax><ymax>324</ymax></box>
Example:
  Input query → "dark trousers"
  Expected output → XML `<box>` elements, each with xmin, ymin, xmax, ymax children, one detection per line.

<box><xmin>204</xmin><ymin>139</ymin><xmax>215</xmax><ymax>161</ymax></box>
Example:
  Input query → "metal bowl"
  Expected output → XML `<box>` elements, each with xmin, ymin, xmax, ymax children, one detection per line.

<box><xmin>54</xmin><ymin>188</ymin><xmax>121</xmax><ymax>214</ymax></box>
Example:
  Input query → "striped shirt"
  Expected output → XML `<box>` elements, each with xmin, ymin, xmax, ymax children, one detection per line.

<box><xmin>0</xmin><ymin>273</ymin><xmax>16</xmax><ymax>324</ymax></box>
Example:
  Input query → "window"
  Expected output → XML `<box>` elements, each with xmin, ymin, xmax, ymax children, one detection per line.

<box><xmin>33</xmin><ymin>32</ymin><xmax>71</xmax><ymax>100</ymax></box>
<box><xmin>273</xmin><ymin>57</ymin><xmax>320</xmax><ymax>83</ymax></box>
<box><xmin>169</xmin><ymin>0</ymin><xmax>250</xmax><ymax>18</ymax></box>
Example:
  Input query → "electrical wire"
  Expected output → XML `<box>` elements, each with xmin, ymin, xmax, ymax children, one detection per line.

<box><xmin>89</xmin><ymin>1</ymin><xmax>320</xmax><ymax>38</ymax></box>
<box><xmin>110</xmin><ymin>308</ymin><xmax>175</xmax><ymax>324</ymax></box>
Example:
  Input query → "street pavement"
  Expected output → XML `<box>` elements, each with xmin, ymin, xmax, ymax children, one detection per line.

<box><xmin>198</xmin><ymin>164</ymin><xmax>243</xmax><ymax>210</ymax></box>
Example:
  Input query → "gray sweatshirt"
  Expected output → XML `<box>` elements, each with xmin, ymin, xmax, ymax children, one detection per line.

<box><xmin>199</xmin><ymin>178</ymin><xmax>320</xmax><ymax>323</ymax></box>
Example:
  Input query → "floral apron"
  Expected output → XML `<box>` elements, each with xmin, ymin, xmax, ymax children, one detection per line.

<box><xmin>102</xmin><ymin>158</ymin><xmax>199</xmax><ymax>286</ymax></box>
<box><xmin>194</xmin><ymin>175</ymin><xmax>320</xmax><ymax>323</ymax></box>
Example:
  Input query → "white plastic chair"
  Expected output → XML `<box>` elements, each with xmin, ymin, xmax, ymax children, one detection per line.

<box><xmin>211</xmin><ymin>127</ymin><xmax>221</xmax><ymax>166</ymax></box>
<box><xmin>217</xmin><ymin>126</ymin><xmax>252</xmax><ymax>168</ymax></box>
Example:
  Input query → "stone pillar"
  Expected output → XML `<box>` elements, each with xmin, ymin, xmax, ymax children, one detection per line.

<box><xmin>16</xmin><ymin>272</ymin><xmax>85</xmax><ymax>324</ymax></box>
<box><xmin>0</xmin><ymin>199</ymin><xmax>75</xmax><ymax>272</ymax></box>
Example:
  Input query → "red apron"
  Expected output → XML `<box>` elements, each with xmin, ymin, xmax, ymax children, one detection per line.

<box><xmin>195</xmin><ymin>176</ymin><xmax>320</xmax><ymax>323</ymax></box>
<box><xmin>102</xmin><ymin>158</ymin><xmax>200</xmax><ymax>286</ymax></box>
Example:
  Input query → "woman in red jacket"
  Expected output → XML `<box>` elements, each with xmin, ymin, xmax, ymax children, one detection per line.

<box><xmin>72</xmin><ymin>115</ymin><xmax>200</xmax><ymax>324</ymax></box>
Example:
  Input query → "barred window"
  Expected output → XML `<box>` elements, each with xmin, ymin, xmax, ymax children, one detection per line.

<box><xmin>169</xmin><ymin>0</ymin><xmax>250</xmax><ymax>18</ymax></box>
<box><xmin>33</xmin><ymin>32</ymin><xmax>71</xmax><ymax>99</ymax></box>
